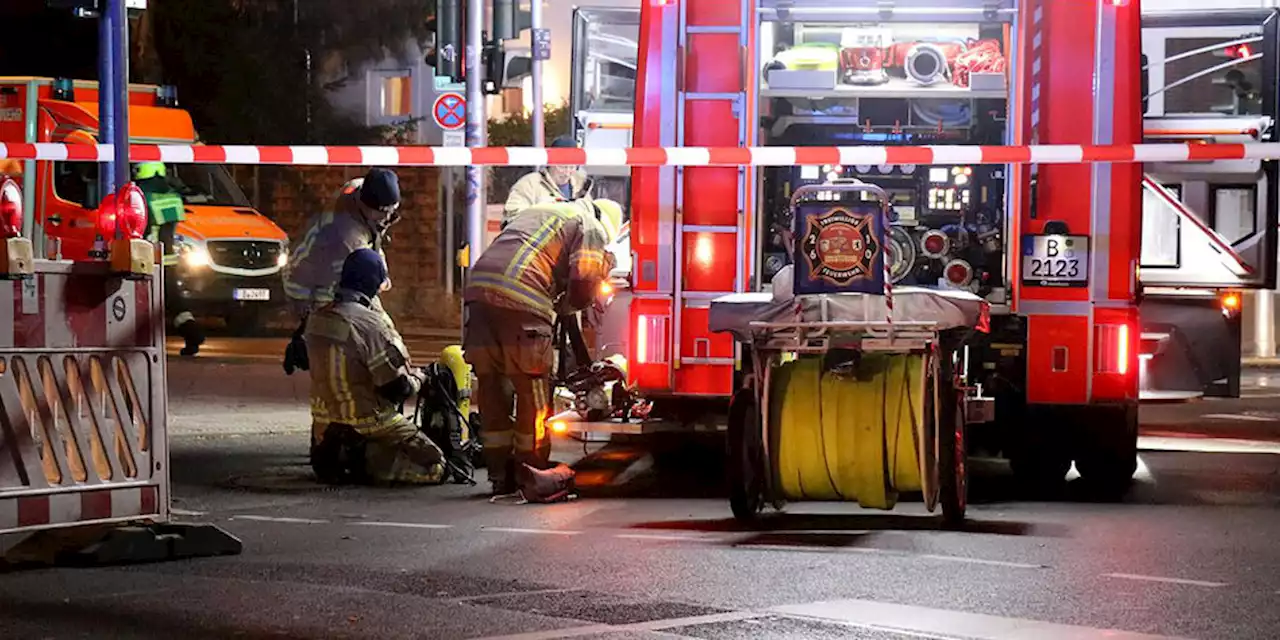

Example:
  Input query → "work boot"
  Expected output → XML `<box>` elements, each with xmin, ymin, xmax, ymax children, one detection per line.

<box><xmin>176</xmin><ymin>316</ymin><xmax>205</xmax><ymax>357</ymax></box>
<box><xmin>487</xmin><ymin>457</ymin><xmax>518</xmax><ymax>497</ymax></box>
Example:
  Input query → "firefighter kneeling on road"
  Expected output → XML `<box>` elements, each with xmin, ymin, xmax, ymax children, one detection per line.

<box><xmin>464</xmin><ymin>199</ymin><xmax>623</xmax><ymax>497</ymax></box>
<box><xmin>307</xmin><ymin>248</ymin><xmax>446</xmax><ymax>486</ymax></box>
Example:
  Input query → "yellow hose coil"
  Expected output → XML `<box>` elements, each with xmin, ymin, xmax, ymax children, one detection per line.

<box><xmin>772</xmin><ymin>354</ymin><xmax>926</xmax><ymax>508</ymax></box>
<box><xmin>440</xmin><ymin>345</ymin><xmax>474</xmax><ymax>443</ymax></box>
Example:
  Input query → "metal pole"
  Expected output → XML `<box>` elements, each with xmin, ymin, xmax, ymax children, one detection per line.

<box><xmin>531</xmin><ymin>0</ymin><xmax>544</xmax><ymax>147</ymax></box>
<box><xmin>110</xmin><ymin>0</ymin><xmax>129</xmax><ymax>191</ymax></box>
<box><xmin>97</xmin><ymin>6</ymin><xmax>115</xmax><ymax>200</ymax></box>
<box><xmin>1256</xmin><ymin>290</ymin><xmax>1276</xmax><ymax>358</ymax></box>
<box><xmin>445</xmin><ymin>168</ymin><xmax>456</xmax><ymax>294</ymax></box>
<box><xmin>465</xmin><ymin>0</ymin><xmax>487</xmax><ymax>267</ymax></box>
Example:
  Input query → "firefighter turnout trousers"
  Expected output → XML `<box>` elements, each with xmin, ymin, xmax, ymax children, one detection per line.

<box><xmin>464</xmin><ymin>302</ymin><xmax>555</xmax><ymax>491</ymax></box>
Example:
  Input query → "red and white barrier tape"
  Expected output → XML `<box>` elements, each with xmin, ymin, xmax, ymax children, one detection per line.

<box><xmin>1</xmin><ymin>142</ymin><xmax>1278</xmax><ymax>167</ymax></box>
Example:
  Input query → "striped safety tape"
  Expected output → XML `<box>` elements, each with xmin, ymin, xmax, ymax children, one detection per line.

<box><xmin>0</xmin><ymin>485</ymin><xmax>160</xmax><ymax>534</ymax></box>
<box><xmin>1</xmin><ymin>142</ymin><xmax>1278</xmax><ymax>167</ymax></box>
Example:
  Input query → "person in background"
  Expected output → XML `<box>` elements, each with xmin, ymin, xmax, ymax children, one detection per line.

<box><xmin>306</xmin><ymin>248</ymin><xmax>446</xmax><ymax>485</ymax></box>
<box><xmin>134</xmin><ymin>162</ymin><xmax>204</xmax><ymax>356</ymax></box>
<box><xmin>463</xmin><ymin>199</ymin><xmax>623</xmax><ymax>497</ymax></box>
<box><xmin>502</xmin><ymin>137</ymin><xmax>593</xmax><ymax>228</ymax></box>
<box><xmin>282</xmin><ymin>168</ymin><xmax>402</xmax><ymax>375</ymax></box>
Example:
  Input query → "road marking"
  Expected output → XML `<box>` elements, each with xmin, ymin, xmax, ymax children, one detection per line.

<box><xmin>348</xmin><ymin>519</ymin><xmax>453</xmax><ymax>529</ymax></box>
<box><xmin>170</xmin><ymin>508</ymin><xmax>207</xmax><ymax>517</ymax></box>
<box><xmin>1139</xmin><ymin>436</ymin><xmax>1280</xmax><ymax>455</ymax></box>
<box><xmin>453</xmin><ymin>588</ymin><xmax>583</xmax><ymax>602</ymax></box>
<box><xmin>1102</xmin><ymin>573</ymin><xmax>1228</xmax><ymax>588</ymax></box>
<box><xmin>917</xmin><ymin>554</ymin><xmax>1047</xmax><ymax>569</ymax></box>
<box><xmin>614</xmin><ymin>533</ymin><xmax>715</xmax><ymax>542</ymax></box>
<box><xmin>471</xmin><ymin>611</ymin><xmax>767</xmax><ymax>640</ymax></box>
<box><xmin>1201</xmin><ymin>413</ymin><xmax>1277</xmax><ymax>422</ymax></box>
<box><xmin>229</xmin><ymin>515</ymin><xmax>329</xmax><ymax>524</ymax></box>
<box><xmin>737</xmin><ymin>543</ymin><xmax>1043</xmax><ymax>569</ymax></box>
<box><xmin>483</xmin><ymin>527</ymin><xmax>582</xmax><ymax>536</ymax></box>
<box><xmin>773</xmin><ymin>598</ymin><xmax>1188</xmax><ymax>640</ymax></box>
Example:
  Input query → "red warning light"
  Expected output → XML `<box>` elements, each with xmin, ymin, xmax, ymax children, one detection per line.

<box><xmin>1226</xmin><ymin>44</ymin><xmax>1253</xmax><ymax>59</ymax></box>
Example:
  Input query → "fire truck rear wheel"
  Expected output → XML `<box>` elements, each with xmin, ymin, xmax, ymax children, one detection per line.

<box><xmin>1073</xmin><ymin>404</ymin><xmax>1139</xmax><ymax>496</ymax></box>
<box><xmin>1009</xmin><ymin>430</ymin><xmax>1071</xmax><ymax>497</ymax></box>
<box><xmin>727</xmin><ymin>387</ymin><xmax>765</xmax><ymax>522</ymax></box>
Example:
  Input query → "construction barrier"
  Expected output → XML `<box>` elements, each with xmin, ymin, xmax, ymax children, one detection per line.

<box><xmin>1</xmin><ymin>142</ymin><xmax>1279</xmax><ymax>167</ymax></box>
<box><xmin>0</xmin><ymin>260</ymin><xmax>166</xmax><ymax>535</ymax></box>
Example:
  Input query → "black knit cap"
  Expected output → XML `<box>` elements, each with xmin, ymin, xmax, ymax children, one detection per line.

<box><xmin>360</xmin><ymin>168</ymin><xmax>400</xmax><ymax>210</ymax></box>
<box><xmin>550</xmin><ymin>136</ymin><xmax>577</xmax><ymax>148</ymax></box>
<box><xmin>339</xmin><ymin>248</ymin><xmax>388</xmax><ymax>298</ymax></box>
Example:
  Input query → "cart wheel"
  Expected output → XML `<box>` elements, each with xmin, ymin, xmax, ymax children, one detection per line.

<box><xmin>727</xmin><ymin>387</ymin><xmax>765</xmax><ymax>522</ymax></box>
<box><xmin>938</xmin><ymin>360</ymin><xmax>967</xmax><ymax>526</ymax></box>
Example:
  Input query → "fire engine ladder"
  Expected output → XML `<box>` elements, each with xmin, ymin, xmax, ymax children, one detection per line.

<box><xmin>671</xmin><ymin>0</ymin><xmax>753</xmax><ymax>390</ymax></box>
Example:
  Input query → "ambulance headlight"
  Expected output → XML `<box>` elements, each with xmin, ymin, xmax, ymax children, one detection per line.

<box><xmin>183</xmin><ymin>247</ymin><xmax>211</xmax><ymax>268</ymax></box>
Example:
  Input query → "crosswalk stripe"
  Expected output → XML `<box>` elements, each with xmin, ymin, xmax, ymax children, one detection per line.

<box><xmin>772</xmin><ymin>598</ymin><xmax>1188</xmax><ymax>640</ymax></box>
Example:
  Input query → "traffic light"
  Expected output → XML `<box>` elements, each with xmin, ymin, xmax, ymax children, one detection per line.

<box><xmin>492</xmin><ymin>0</ymin><xmax>532</xmax><ymax>41</ymax></box>
<box><xmin>426</xmin><ymin>0</ymin><xmax>463</xmax><ymax>81</ymax></box>
<box><xmin>483</xmin><ymin>40</ymin><xmax>505</xmax><ymax>95</ymax></box>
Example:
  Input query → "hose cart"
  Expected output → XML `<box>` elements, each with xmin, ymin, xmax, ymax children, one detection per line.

<box><xmin>709</xmin><ymin>183</ymin><xmax>992</xmax><ymax>525</ymax></box>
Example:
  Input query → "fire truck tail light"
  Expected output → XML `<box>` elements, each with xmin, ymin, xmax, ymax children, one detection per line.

<box><xmin>1096</xmin><ymin>323</ymin><xmax>1131</xmax><ymax>376</ymax></box>
<box><xmin>634</xmin><ymin>314</ymin><xmax>670</xmax><ymax>366</ymax></box>
<box><xmin>0</xmin><ymin>177</ymin><xmax>23</xmax><ymax>239</ymax></box>
<box><xmin>1221</xmin><ymin>291</ymin><xmax>1241</xmax><ymax>316</ymax></box>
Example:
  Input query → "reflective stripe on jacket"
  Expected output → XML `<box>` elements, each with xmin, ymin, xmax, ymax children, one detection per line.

<box><xmin>464</xmin><ymin>202</ymin><xmax>612</xmax><ymax>324</ymax></box>
<box><xmin>283</xmin><ymin>187</ymin><xmax>384</xmax><ymax>305</ymax></box>
<box><xmin>304</xmin><ymin>292</ymin><xmax>417</xmax><ymax>439</ymax></box>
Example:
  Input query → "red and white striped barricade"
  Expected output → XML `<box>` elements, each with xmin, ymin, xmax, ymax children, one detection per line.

<box><xmin>0</xmin><ymin>259</ymin><xmax>166</xmax><ymax>535</ymax></box>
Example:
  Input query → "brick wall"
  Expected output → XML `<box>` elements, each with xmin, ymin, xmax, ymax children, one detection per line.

<box><xmin>230</xmin><ymin>165</ymin><xmax>460</xmax><ymax>331</ymax></box>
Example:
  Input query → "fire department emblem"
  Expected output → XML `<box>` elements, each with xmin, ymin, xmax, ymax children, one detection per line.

<box><xmin>800</xmin><ymin>207</ymin><xmax>880</xmax><ymax>286</ymax></box>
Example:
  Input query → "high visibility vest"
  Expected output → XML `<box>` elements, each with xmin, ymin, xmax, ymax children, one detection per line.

<box><xmin>141</xmin><ymin>182</ymin><xmax>186</xmax><ymax>227</ymax></box>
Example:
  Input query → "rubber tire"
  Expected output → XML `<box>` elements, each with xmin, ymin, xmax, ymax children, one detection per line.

<box><xmin>938</xmin><ymin>360</ymin><xmax>967</xmax><ymax>526</ymax></box>
<box><xmin>1009</xmin><ymin>425</ymin><xmax>1072</xmax><ymax>498</ymax></box>
<box><xmin>727</xmin><ymin>387</ymin><xmax>765</xmax><ymax>522</ymax></box>
<box><xmin>1074</xmin><ymin>404</ymin><xmax>1139</xmax><ymax>498</ymax></box>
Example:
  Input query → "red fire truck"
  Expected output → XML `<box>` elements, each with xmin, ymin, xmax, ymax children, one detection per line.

<box><xmin>556</xmin><ymin>0</ymin><xmax>1280</xmax><ymax>504</ymax></box>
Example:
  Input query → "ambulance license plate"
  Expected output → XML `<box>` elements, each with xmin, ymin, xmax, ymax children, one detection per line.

<box><xmin>233</xmin><ymin>288</ymin><xmax>271</xmax><ymax>301</ymax></box>
<box><xmin>1022</xmin><ymin>234</ymin><xmax>1088</xmax><ymax>288</ymax></box>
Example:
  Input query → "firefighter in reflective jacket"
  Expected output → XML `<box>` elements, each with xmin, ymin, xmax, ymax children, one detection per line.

<box><xmin>502</xmin><ymin>137</ymin><xmax>592</xmax><ymax>228</ymax></box>
<box><xmin>306</xmin><ymin>248</ymin><xmax>446</xmax><ymax>485</ymax></box>
<box><xmin>282</xmin><ymin>168</ymin><xmax>402</xmax><ymax>374</ymax></box>
<box><xmin>464</xmin><ymin>199</ymin><xmax>623</xmax><ymax>495</ymax></box>
<box><xmin>134</xmin><ymin>162</ymin><xmax>205</xmax><ymax>356</ymax></box>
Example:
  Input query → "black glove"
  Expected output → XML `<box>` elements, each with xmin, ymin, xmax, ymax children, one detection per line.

<box><xmin>283</xmin><ymin>317</ymin><xmax>311</xmax><ymax>375</ymax></box>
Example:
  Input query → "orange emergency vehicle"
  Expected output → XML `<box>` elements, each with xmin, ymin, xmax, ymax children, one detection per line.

<box><xmin>0</xmin><ymin>77</ymin><xmax>289</xmax><ymax>331</ymax></box>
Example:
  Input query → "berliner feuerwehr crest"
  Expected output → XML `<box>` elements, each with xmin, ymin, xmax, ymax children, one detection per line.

<box><xmin>800</xmin><ymin>207</ymin><xmax>880</xmax><ymax>286</ymax></box>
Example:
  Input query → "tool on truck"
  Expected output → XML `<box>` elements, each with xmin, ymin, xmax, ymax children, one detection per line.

<box><xmin>0</xmin><ymin>77</ymin><xmax>291</xmax><ymax>334</ymax></box>
<box><xmin>546</xmin><ymin>0</ymin><xmax>1164</xmax><ymax>512</ymax></box>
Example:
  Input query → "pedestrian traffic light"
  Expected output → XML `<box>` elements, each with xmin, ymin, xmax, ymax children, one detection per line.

<box><xmin>427</xmin><ymin>0</ymin><xmax>463</xmax><ymax>81</ymax></box>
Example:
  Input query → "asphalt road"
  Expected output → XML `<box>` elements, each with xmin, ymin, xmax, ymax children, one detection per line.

<box><xmin>2</xmin><ymin>353</ymin><xmax>1280</xmax><ymax>639</ymax></box>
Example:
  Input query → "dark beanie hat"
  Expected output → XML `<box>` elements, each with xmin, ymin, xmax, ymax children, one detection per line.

<box><xmin>550</xmin><ymin>136</ymin><xmax>577</xmax><ymax>148</ymax></box>
<box><xmin>339</xmin><ymin>248</ymin><xmax>388</xmax><ymax>298</ymax></box>
<box><xmin>360</xmin><ymin>168</ymin><xmax>400</xmax><ymax>210</ymax></box>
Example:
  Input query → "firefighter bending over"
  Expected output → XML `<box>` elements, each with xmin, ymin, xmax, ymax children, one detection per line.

<box><xmin>282</xmin><ymin>168</ymin><xmax>402</xmax><ymax>374</ymax></box>
<box><xmin>502</xmin><ymin>137</ymin><xmax>592</xmax><ymax>228</ymax></box>
<box><xmin>307</xmin><ymin>248</ymin><xmax>446</xmax><ymax>485</ymax></box>
<box><xmin>134</xmin><ymin>162</ymin><xmax>205</xmax><ymax>356</ymax></box>
<box><xmin>464</xmin><ymin>199</ymin><xmax>623</xmax><ymax>496</ymax></box>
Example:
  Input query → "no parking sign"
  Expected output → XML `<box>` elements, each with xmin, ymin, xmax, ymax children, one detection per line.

<box><xmin>433</xmin><ymin>93</ymin><xmax>466</xmax><ymax>131</ymax></box>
